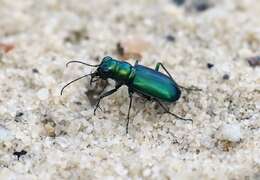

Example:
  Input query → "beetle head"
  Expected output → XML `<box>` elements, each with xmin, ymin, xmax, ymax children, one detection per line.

<box><xmin>60</xmin><ymin>56</ymin><xmax>119</xmax><ymax>95</ymax></box>
<box><xmin>96</xmin><ymin>56</ymin><xmax>117</xmax><ymax>78</ymax></box>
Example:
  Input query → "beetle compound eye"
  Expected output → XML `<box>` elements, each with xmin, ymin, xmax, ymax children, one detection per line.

<box><xmin>103</xmin><ymin>66</ymin><xmax>110</xmax><ymax>72</ymax></box>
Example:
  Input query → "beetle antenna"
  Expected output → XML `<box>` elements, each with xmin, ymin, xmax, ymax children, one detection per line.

<box><xmin>60</xmin><ymin>73</ymin><xmax>96</xmax><ymax>95</ymax></box>
<box><xmin>66</xmin><ymin>61</ymin><xmax>100</xmax><ymax>67</ymax></box>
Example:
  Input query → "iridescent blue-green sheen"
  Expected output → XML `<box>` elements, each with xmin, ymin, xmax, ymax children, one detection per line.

<box><xmin>99</xmin><ymin>57</ymin><xmax>181</xmax><ymax>102</ymax></box>
<box><xmin>131</xmin><ymin>65</ymin><xmax>181</xmax><ymax>102</ymax></box>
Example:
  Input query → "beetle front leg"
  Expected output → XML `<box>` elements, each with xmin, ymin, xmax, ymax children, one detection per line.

<box><xmin>94</xmin><ymin>85</ymin><xmax>121</xmax><ymax>115</ymax></box>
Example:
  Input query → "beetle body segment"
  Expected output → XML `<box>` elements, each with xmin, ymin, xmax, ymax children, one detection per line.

<box><xmin>131</xmin><ymin>65</ymin><xmax>181</xmax><ymax>102</ymax></box>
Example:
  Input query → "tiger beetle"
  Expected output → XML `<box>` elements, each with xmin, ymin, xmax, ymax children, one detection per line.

<box><xmin>61</xmin><ymin>56</ymin><xmax>200</xmax><ymax>133</ymax></box>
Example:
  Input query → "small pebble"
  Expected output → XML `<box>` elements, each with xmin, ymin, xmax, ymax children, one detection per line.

<box><xmin>116</xmin><ymin>42</ymin><xmax>124</xmax><ymax>56</ymax></box>
<box><xmin>222</xmin><ymin>74</ymin><xmax>230</xmax><ymax>80</ymax></box>
<box><xmin>196</xmin><ymin>3</ymin><xmax>210</xmax><ymax>12</ymax></box>
<box><xmin>0</xmin><ymin>43</ymin><xmax>15</xmax><ymax>53</ymax></box>
<box><xmin>15</xmin><ymin>112</ymin><xmax>24</xmax><ymax>122</ymax></box>
<box><xmin>64</xmin><ymin>28</ymin><xmax>89</xmax><ymax>43</ymax></box>
<box><xmin>42</xmin><ymin>118</ymin><xmax>56</xmax><ymax>137</ymax></box>
<box><xmin>207</xmin><ymin>63</ymin><xmax>214</xmax><ymax>69</ymax></box>
<box><xmin>32</xmin><ymin>68</ymin><xmax>39</xmax><ymax>73</ymax></box>
<box><xmin>116</xmin><ymin>38</ymin><xmax>151</xmax><ymax>60</ymax></box>
<box><xmin>37</xmin><ymin>88</ymin><xmax>49</xmax><ymax>100</ymax></box>
<box><xmin>74</xmin><ymin>101</ymin><xmax>82</xmax><ymax>105</ymax></box>
<box><xmin>196</xmin><ymin>149</ymin><xmax>200</xmax><ymax>154</ymax></box>
<box><xmin>247</xmin><ymin>56</ymin><xmax>260</xmax><ymax>67</ymax></box>
<box><xmin>15</xmin><ymin>112</ymin><xmax>24</xmax><ymax>118</ymax></box>
<box><xmin>165</xmin><ymin>35</ymin><xmax>176</xmax><ymax>42</ymax></box>
<box><xmin>0</xmin><ymin>125</ymin><xmax>12</xmax><ymax>141</ymax></box>
<box><xmin>44</xmin><ymin>123</ymin><xmax>56</xmax><ymax>137</ymax></box>
<box><xmin>219</xmin><ymin>124</ymin><xmax>242</xmax><ymax>142</ymax></box>
<box><xmin>172</xmin><ymin>0</ymin><xmax>185</xmax><ymax>6</ymax></box>
<box><xmin>185</xmin><ymin>0</ymin><xmax>212</xmax><ymax>13</ymax></box>
<box><xmin>13</xmin><ymin>150</ymin><xmax>27</xmax><ymax>160</ymax></box>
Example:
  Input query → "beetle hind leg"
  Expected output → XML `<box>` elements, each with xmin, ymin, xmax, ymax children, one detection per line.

<box><xmin>155</xmin><ymin>62</ymin><xmax>175</xmax><ymax>80</ymax></box>
<box><xmin>179</xmin><ymin>85</ymin><xmax>202</xmax><ymax>92</ymax></box>
<box><xmin>155</xmin><ymin>100</ymin><xmax>193</xmax><ymax>123</ymax></box>
<box><xmin>155</xmin><ymin>62</ymin><xmax>202</xmax><ymax>92</ymax></box>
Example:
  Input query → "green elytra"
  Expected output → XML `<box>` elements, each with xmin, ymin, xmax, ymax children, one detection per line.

<box><xmin>61</xmin><ymin>56</ymin><xmax>197</xmax><ymax>133</ymax></box>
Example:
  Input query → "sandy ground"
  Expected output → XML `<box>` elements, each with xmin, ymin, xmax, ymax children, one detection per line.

<box><xmin>0</xmin><ymin>0</ymin><xmax>259</xmax><ymax>179</ymax></box>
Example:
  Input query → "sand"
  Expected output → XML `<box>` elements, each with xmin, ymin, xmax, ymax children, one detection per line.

<box><xmin>0</xmin><ymin>0</ymin><xmax>259</xmax><ymax>179</ymax></box>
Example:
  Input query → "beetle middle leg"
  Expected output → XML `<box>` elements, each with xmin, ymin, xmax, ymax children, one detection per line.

<box><xmin>126</xmin><ymin>90</ymin><xmax>133</xmax><ymax>134</ymax></box>
<box><xmin>155</xmin><ymin>62</ymin><xmax>201</xmax><ymax>91</ymax></box>
<box><xmin>94</xmin><ymin>84</ymin><xmax>121</xmax><ymax>115</ymax></box>
<box><xmin>155</xmin><ymin>99</ymin><xmax>193</xmax><ymax>123</ymax></box>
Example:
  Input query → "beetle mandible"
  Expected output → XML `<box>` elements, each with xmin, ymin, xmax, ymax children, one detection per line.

<box><xmin>61</xmin><ymin>56</ymin><xmax>197</xmax><ymax>133</ymax></box>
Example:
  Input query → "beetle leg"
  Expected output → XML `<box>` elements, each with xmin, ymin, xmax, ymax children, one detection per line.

<box><xmin>155</xmin><ymin>62</ymin><xmax>175</xmax><ymax>80</ymax></box>
<box><xmin>155</xmin><ymin>100</ymin><xmax>193</xmax><ymax>123</ymax></box>
<box><xmin>126</xmin><ymin>91</ymin><xmax>133</xmax><ymax>134</ymax></box>
<box><xmin>178</xmin><ymin>85</ymin><xmax>202</xmax><ymax>91</ymax></box>
<box><xmin>94</xmin><ymin>102</ymin><xmax>103</xmax><ymax>113</ymax></box>
<box><xmin>155</xmin><ymin>62</ymin><xmax>201</xmax><ymax>91</ymax></box>
<box><xmin>94</xmin><ymin>85</ymin><xmax>121</xmax><ymax>115</ymax></box>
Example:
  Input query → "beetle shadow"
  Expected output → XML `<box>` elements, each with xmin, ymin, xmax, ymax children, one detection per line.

<box><xmin>84</xmin><ymin>79</ymin><xmax>109</xmax><ymax>107</ymax></box>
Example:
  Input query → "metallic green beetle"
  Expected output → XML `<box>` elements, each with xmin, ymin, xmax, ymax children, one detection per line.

<box><xmin>61</xmin><ymin>56</ymin><xmax>195</xmax><ymax>133</ymax></box>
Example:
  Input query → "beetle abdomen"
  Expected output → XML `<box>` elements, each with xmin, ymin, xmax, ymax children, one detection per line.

<box><xmin>132</xmin><ymin>65</ymin><xmax>181</xmax><ymax>102</ymax></box>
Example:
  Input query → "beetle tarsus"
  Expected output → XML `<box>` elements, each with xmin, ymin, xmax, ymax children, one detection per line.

<box><xmin>94</xmin><ymin>101</ymin><xmax>102</xmax><ymax>115</ymax></box>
